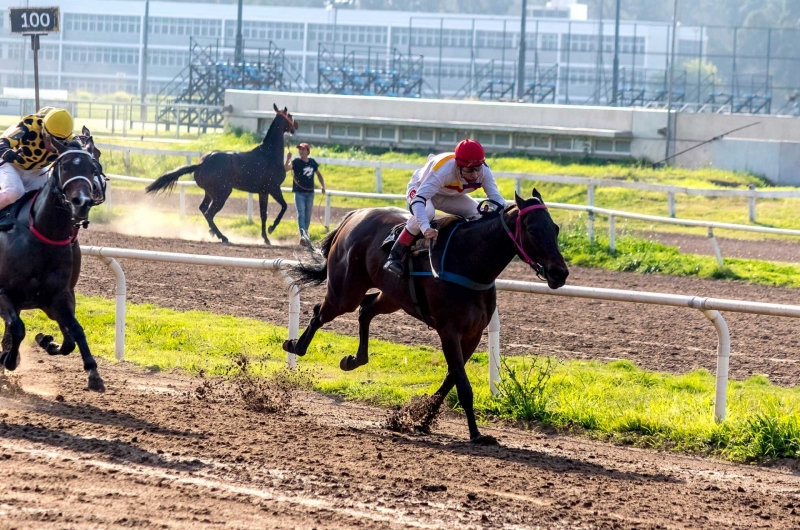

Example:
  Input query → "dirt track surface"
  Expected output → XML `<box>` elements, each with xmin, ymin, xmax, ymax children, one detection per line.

<box><xmin>2</xmin><ymin>354</ymin><xmax>800</xmax><ymax>529</ymax></box>
<box><xmin>77</xmin><ymin>228</ymin><xmax>800</xmax><ymax>386</ymax></box>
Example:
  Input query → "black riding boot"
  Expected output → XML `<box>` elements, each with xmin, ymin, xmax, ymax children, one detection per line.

<box><xmin>383</xmin><ymin>239</ymin><xmax>411</xmax><ymax>277</ymax></box>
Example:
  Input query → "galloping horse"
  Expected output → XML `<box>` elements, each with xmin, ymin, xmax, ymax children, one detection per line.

<box><xmin>146</xmin><ymin>104</ymin><xmax>297</xmax><ymax>245</ymax></box>
<box><xmin>0</xmin><ymin>130</ymin><xmax>107</xmax><ymax>391</ymax></box>
<box><xmin>285</xmin><ymin>189</ymin><xmax>569</xmax><ymax>443</ymax></box>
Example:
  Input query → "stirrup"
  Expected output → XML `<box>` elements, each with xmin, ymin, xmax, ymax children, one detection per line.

<box><xmin>383</xmin><ymin>259</ymin><xmax>404</xmax><ymax>277</ymax></box>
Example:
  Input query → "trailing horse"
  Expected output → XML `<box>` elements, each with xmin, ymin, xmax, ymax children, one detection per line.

<box><xmin>0</xmin><ymin>131</ymin><xmax>107</xmax><ymax>391</ymax></box>
<box><xmin>284</xmin><ymin>189</ymin><xmax>569</xmax><ymax>443</ymax></box>
<box><xmin>145</xmin><ymin>104</ymin><xmax>297</xmax><ymax>245</ymax></box>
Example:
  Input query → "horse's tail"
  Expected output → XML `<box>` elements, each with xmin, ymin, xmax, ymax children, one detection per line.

<box><xmin>289</xmin><ymin>211</ymin><xmax>355</xmax><ymax>289</ymax></box>
<box><xmin>145</xmin><ymin>164</ymin><xmax>200</xmax><ymax>194</ymax></box>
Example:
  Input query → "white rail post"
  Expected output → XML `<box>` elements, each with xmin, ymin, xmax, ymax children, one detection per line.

<box><xmin>587</xmin><ymin>184</ymin><xmax>595</xmax><ymax>243</ymax></box>
<box><xmin>98</xmin><ymin>255</ymin><xmax>126</xmax><ymax>361</ymax></box>
<box><xmin>668</xmin><ymin>191</ymin><xmax>676</xmax><ymax>218</ymax></box>
<box><xmin>287</xmin><ymin>283</ymin><xmax>300</xmax><ymax>370</ymax></box>
<box><xmin>707</xmin><ymin>227</ymin><xmax>724</xmax><ymax>267</ymax></box>
<box><xmin>185</xmin><ymin>155</ymin><xmax>192</xmax><ymax>166</ymax></box>
<box><xmin>515</xmin><ymin>177</ymin><xmax>522</xmax><ymax>196</ymax></box>
<box><xmin>324</xmin><ymin>192</ymin><xmax>332</xmax><ymax>232</ymax></box>
<box><xmin>122</xmin><ymin>106</ymin><xmax>128</xmax><ymax>137</ymax></box>
<box><xmin>179</xmin><ymin>185</ymin><xmax>186</xmax><ymax>220</ymax></box>
<box><xmin>609</xmin><ymin>214</ymin><xmax>616</xmax><ymax>253</ymax></box>
<box><xmin>488</xmin><ymin>308</ymin><xmax>501</xmax><ymax>395</ymax></box>
<box><xmin>105</xmin><ymin>180</ymin><xmax>112</xmax><ymax>213</ymax></box>
<box><xmin>748</xmin><ymin>184</ymin><xmax>756</xmax><ymax>223</ymax></box>
<box><xmin>375</xmin><ymin>167</ymin><xmax>383</xmax><ymax>194</ymax></box>
<box><xmin>702</xmin><ymin>309</ymin><xmax>730</xmax><ymax>422</ymax></box>
<box><xmin>247</xmin><ymin>193</ymin><xmax>254</xmax><ymax>223</ymax></box>
<box><xmin>123</xmin><ymin>150</ymin><xmax>131</xmax><ymax>171</ymax></box>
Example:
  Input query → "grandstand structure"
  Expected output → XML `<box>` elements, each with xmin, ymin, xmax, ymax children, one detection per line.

<box><xmin>0</xmin><ymin>0</ymin><xmax>796</xmax><ymax>114</ymax></box>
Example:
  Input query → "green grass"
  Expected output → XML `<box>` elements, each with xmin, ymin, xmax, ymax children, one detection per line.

<box><xmin>23</xmin><ymin>294</ymin><xmax>800</xmax><ymax>462</ymax></box>
<box><xmin>559</xmin><ymin>222</ymin><xmax>800</xmax><ymax>288</ymax></box>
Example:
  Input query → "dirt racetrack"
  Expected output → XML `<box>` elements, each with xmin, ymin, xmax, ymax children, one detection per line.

<box><xmin>2</xmin><ymin>351</ymin><xmax>800</xmax><ymax>529</ymax></box>
<box><xmin>76</xmin><ymin>227</ymin><xmax>800</xmax><ymax>386</ymax></box>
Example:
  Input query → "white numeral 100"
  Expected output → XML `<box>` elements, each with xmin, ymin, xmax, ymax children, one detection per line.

<box><xmin>21</xmin><ymin>12</ymin><xmax>51</xmax><ymax>29</ymax></box>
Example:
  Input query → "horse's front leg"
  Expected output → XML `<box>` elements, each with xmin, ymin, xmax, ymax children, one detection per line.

<box><xmin>283</xmin><ymin>298</ymin><xmax>349</xmax><ymax>357</ymax></box>
<box><xmin>43</xmin><ymin>292</ymin><xmax>105</xmax><ymax>392</ymax></box>
<box><xmin>0</xmin><ymin>295</ymin><xmax>25</xmax><ymax>371</ymax></box>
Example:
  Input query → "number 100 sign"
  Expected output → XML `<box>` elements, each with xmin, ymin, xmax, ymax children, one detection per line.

<box><xmin>9</xmin><ymin>7</ymin><xmax>60</xmax><ymax>34</ymax></box>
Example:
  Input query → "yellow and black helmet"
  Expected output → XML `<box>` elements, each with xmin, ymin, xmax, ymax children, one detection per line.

<box><xmin>42</xmin><ymin>108</ymin><xmax>74</xmax><ymax>141</ymax></box>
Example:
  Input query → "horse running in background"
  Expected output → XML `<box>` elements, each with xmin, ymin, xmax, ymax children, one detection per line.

<box><xmin>285</xmin><ymin>189</ymin><xmax>569</xmax><ymax>443</ymax></box>
<box><xmin>0</xmin><ymin>129</ymin><xmax>107</xmax><ymax>391</ymax></box>
<box><xmin>146</xmin><ymin>104</ymin><xmax>297</xmax><ymax>245</ymax></box>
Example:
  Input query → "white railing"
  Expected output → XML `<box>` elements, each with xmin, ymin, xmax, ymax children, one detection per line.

<box><xmin>81</xmin><ymin>245</ymin><xmax>800</xmax><ymax>423</ymax></box>
<box><xmin>104</xmin><ymin>174</ymin><xmax>800</xmax><ymax>265</ymax></box>
<box><xmin>97</xmin><ymin>142</ymin><xmax>800</xmax><ymax>222</ymax></box>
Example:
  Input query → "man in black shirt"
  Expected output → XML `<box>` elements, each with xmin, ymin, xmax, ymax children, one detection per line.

<box><xmin>284</xmin><ymin>142</ymin><xmax>326</xmax><ymax>246</ymax></box>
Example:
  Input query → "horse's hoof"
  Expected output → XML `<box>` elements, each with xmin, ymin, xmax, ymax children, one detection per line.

<box><xmin>263</xmin><ymin>238</ymin><xmax>272</xmax><ymax>246</ymax></box>
<box><xmin>35</xmin><ymin>333</ymin><xmax>53</xmax><ymax>347</ymax></box>
<box><xmin>87</xmin><ymin>373</ymin><xmax>106</xmax><ymax>393</ymax></box>
<box><xmin>1</xmin><ymin>351</ymin><xmax>19</xmax><ymax>371</ymax></box>
<box><xmin>267</xmin><ymin>226</ymin><xmax>275</xmax><ymax>235</ymax></box>
<box><xmin>339</xmin><ymin>355</ymin><xmax>363</xmax><ymax>372</ymax></box>
<box><xmin>282</xmin><ymin>339</ymin><xmax>301</xmax><ymax>355</ymax></box>
<box><xmin>220</xmin><ymin>239</ymin><xmax>230</xmax><ymax>245</ymax></box>
<box><xmin>470</xmin><ymin>434</ymin><xmax>499</xmax><ymax>446</ymax></box>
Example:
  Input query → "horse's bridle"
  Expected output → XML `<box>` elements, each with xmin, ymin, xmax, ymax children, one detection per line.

<box><xmin>50</xmin><ymin>149</ymin><xmax>107</xmax><ymax>213</ymax></box>
<box><xmin>498</xmin><ymin>199</ymin><xmax>550</xmax><ymax>280</ymax></box>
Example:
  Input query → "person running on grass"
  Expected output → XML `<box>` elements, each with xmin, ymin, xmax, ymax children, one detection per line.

<box><xmin>284</xmin><ymin>142</ymin><xmax>326</xmax><ymax>247</ymax></box>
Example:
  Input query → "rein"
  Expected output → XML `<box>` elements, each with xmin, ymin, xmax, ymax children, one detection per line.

<box><xmin>499</xmin><ymin>201</ymin><xmax>549</xmax><ymax>276</ymax></box>
<box><xmin>28</xmin><ymin>189</ymin><xmax>78</xmax><ymax>246</ymax></box>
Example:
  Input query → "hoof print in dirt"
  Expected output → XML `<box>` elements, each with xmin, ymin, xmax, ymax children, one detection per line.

<box><xmin>470</xmin><ymin>434</ymin><xmax>499</xmax><ymax>446</ymax></box>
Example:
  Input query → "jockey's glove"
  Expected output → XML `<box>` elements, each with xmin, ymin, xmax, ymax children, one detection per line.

<box><xmin>0</xmin><ymin>147</ymin><xmax>23</xmax><ymax>164</ymax></box>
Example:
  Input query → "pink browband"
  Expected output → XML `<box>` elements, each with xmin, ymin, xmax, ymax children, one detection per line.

<box><xmin>28</xmin><ymin>190</ymin><xmax>78</xmax><ymax>246</ymax></box>
<box><xmin>502</xmin><ymin>202</ymin><xmax>548</xmax><ymax>267</ymax></box>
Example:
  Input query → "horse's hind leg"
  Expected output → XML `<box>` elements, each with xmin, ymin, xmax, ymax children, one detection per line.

<box><xmin>43</xmin><ymin>292</ymin><xmax>104</xmax><ymax>392</ymax></box>
<box><xmin>204</xmin><ymin>188</ymin><xmax>232</xmax><ymax>244</ymax></box>
<box><xmin>35</xmin><ymin>322</ymin><xmax>76</xmax><ymax>356</ymax></box>
<box><xmin>258</xmin><ymin>192</ymin><xmax>270</xmax><ymax>245</ymax></box>
<box><xmin>0</xmin><ymin>296</ymin><xmax>24</xmax><ymax>371</ymax></box>
<box><xmin>267</xmin><ymin>189</ymin><xmax>287</xmax><ymax>235</ymax></box>
<box><xmin>283</xmin><ymin>298</ymin><xmax>350</xmax><ymax>357</ymax></box>
<box><xmin>340</xmin><ymin>292</ymin><xmax>400</xmax><ymax>371</ymax></box>
<box><xmin>198</xmin><ymin>193</ymin><xmax>211</xmax><ymax>216</ymax></box>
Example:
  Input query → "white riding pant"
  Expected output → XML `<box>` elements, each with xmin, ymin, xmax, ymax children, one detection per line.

<box><xmin>404</xmin><ymin>193</ymin><xmax>480</xmax><ymax>235</ymax></box>
<box><xmin>0</xmin><ymin>163</ymin><xmax>47</xmax><ymax>210</ymax></box>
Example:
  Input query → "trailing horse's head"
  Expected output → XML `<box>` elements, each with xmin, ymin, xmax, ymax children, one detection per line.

<box><xmin>513</xmin><ymin>188</ymin><xmax>569</xmax><ymax>289</ymax></box>
<box><xmin>49</xmin><ymin>135</ymin><xmax>106</xmax><ymax>224</ymax></box>
<box><xmin>271</xmin><ymin>103</ymin><xmax>298</xmax><ymax>136</ymax></box>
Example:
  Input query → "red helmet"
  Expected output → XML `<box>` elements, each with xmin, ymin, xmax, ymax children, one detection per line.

<box><xmin>454</xmin><ymin>139</ymin><xmax>485</xmax><ymax>168</ymax></box>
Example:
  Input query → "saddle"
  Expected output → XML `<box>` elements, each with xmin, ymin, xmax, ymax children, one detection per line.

<box><xmin>0</xmin><ymin>190</ymin><xmax>37</xmax><ymax>232</ymax></box>
<box><xmin>379</xmin><ymin>215</ymin><xmax>466</xmax><ymax>252</ymax></box>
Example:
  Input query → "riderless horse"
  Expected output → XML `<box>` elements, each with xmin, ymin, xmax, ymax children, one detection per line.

<box><xmin>285</xmin><ymin>189</ymin><xmax>568</xmax><ymax>443</ymax></box>
<box><xmin>0</xmin><ymin>128</ymin><xmax>107</xmax><ymax>391</ymax></box>
<box><xmin>146</xmin><ymin>104</ymin><xmax>297</xmax><ymax>245</ymax></box>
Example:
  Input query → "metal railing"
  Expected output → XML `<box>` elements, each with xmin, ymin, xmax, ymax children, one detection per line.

<box><xmin>81</xmin><ymin>245</ymin><xmax>800</xmax><ymax>422</ymax></box>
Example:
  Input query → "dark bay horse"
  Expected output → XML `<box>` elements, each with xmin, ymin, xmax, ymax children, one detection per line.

<box><xmin>0</xmin><ymin>131</ymin><xmax>107</xmax><ymax>391</ymax></box>
<box><xmin>284</xmin><ymin>189</ymin><xmax>569</xmax><ymax>443</ymax></box>
<box><xmin>145</xmin><ymin>104</ymin><xmax>297</xmax><ymax>245</ymax></box>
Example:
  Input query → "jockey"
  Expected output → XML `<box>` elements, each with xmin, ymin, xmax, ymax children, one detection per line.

<box><xmin>384</xmin><ymin>139</ymin><xmax>506</xmax><ymax>276</ymax></box>
<box><xmin>0</xmin><ymin>107</ymin><xmax>74</xmax><ymax>210</ymax></box>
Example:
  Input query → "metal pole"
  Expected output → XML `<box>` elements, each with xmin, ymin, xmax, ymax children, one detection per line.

<box><xmin>668</xmin><ymin>191</ymin><xmax>676</xmax><ymax>217</ymax></box>
<box><xmin>516</xmin><ymin>0</ymin><xmax>528</xmax><ymax>99</ymax></box>
<box><xmin>702</xmin><ymin>309</ymin><xmax>730</xmax><ymax>422</ymax></box>
<box><xmin>488</xmin><ymin>308</ymin><xmax>501</xmax><ymax>395</ymax></box>
<box><xmin>324</xmin><ymin>193</ymin><xmax>331</xmax><ymax>232</ymax></box>
<box><xmin>98</xmin><ymin>256</ymin><xmax>127</xmax><ymax>361</ymax></box>
<box><xmin>31</xmin><ymin>35</ymin><xmax>40</xmax><ymax>110</ymax></box>
<box><xmin>665</xmin><ymin>0</ymin><xmax>679</xmax><ymax>164</ymax></box>
<box><xmin>608</xmin><ymin>214</ymin><xmax>616</xmax><ymax>253</ymax></box>
<box><xmin>707</xmin><ymin>227</ymin><xmax>724</xmax><ymax>267</ymax></box>
<box><xmin>235</xmin><ymin>0</ymin><xmax>244</xmax><ymax>64</ymax></box>
<box><xmin>140</xmin><ymin>0</ymin><xmax>150</xmax><ymax>121</ymax></box>
<box><xmin>587</xmin><ymin>184</ymin><xmax>595</xmax><ymax>243</ymax></box>
<box><xmin>612</xmin><ymin>0</ymin><xmax>621</xmax><ymax>105</ymax></box>
<box><xmin>594</xmin><ymin>0</ymin><xmax>604</xmax><ymax>105</ymax></box>
<box><xmin>438</xmin><ymin>18</ymin><xmax>443</xmax><ymax>97</ymax></box>
<box><xmin>247</xmin><ymin>193</ymin><xmax>254</xmax><ymax>223</ymax></box>
<box><xmin>287</xmin><ymin>284</ymin><xmax>300</xmax><ymax>370</ymax></box>
<box><xmin>765</xmin><ymin>28</ymin><xmax>771</xmax><ymax>92</ymax></box>
<box><xmin>748</xmin><ymin>184</ymin><xmax>756</xmax><ymax>222</ymax></box>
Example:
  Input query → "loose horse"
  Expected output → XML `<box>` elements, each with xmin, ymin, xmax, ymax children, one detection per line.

<box><xmin>285</xmin><ymin>189</ymin><xmax>569</xmax><ymax>443</ymax></box>
<box><xmin>0</xmin><ymin>130</ymin><xmax>107</xmax><ymax>391</ymax></box>
<box><xmin>145</xmin><ymin>104</ymin><xmax>297</xmax><ymax>245</ymax></box>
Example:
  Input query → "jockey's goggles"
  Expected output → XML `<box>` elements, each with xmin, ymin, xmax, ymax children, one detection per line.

<box><xmin>460</xmin><ymin>165</ymin><xmax>482</xmax><ymax>173</ymax></box>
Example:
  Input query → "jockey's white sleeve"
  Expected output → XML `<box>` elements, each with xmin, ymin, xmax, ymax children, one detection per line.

<box><xmin>410</xmin><ymin>198</ymin><xmax>431</xmax><ymax>233</ymax></box>
<box><xmin>481</xmin><ymin>167</ymin><xmax>507</xmax><ymax>206</ymax></box>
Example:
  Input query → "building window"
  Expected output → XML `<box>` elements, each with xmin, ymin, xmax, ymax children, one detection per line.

<box><xmin>615</xmin><ymin>140</ymin><xmax>631</xmax><ymax>153</ymax></box>
<box><xmin>540</xmin><ymin>34</ymin><xmax>558</xmax><ymax>51</ymax></box>
<box><xmin>554</xmin><ymin>138</ymin><xmax>574</xmax><ymax>151</ymax></box>
<box><xmin>63</xmin><ymin>46</ymin><xmax>139</xmax><ymax>65</ymax></box>
<box><xmin>149</xmin><ymin>17</ymin><xmax>222</xmax><ymax>38</ymax></box>
<box><xmin>595</xmin><ymin>139</ymin><xmax>614</xmax><ymax>153</ymax></box>
<box><xmin>534</xmin><ymin>136</ymin><xmax>550</xmax><ymax>149</ymax></box>
<box><xmin>65</xmin><ymin>14</ymin><xmax>141</xmax><ymax>34</ymax></box>
<box><xmin>331</xmin><ymin>124</ymin><xmax>361</xmax><ymax>139</ymax></box>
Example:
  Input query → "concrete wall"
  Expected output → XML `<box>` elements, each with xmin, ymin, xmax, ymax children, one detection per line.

<box><xmin>225</xmin><ymin>90</ymin><xmax>800</xmax><ymax>185</ymax></box>
<box><xmin>712</xmin><ymin>139</ymin><xmax>800</xmax><ymax>186</ymax></box>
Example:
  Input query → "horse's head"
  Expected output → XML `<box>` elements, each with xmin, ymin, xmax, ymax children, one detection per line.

<box><xmin>48</xmin><ymin>133</ymin><xmax>106</xmax><ymax>224</ymax></box>
<box><xmin>270</xmin><ymin>103</ymin><xmax>297</xmax><ymax>137</ymax></box>
<box><xmin>513</xmin><ymin>188</ymin><xmax>569</xmax><ymax>289</ymax></box>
